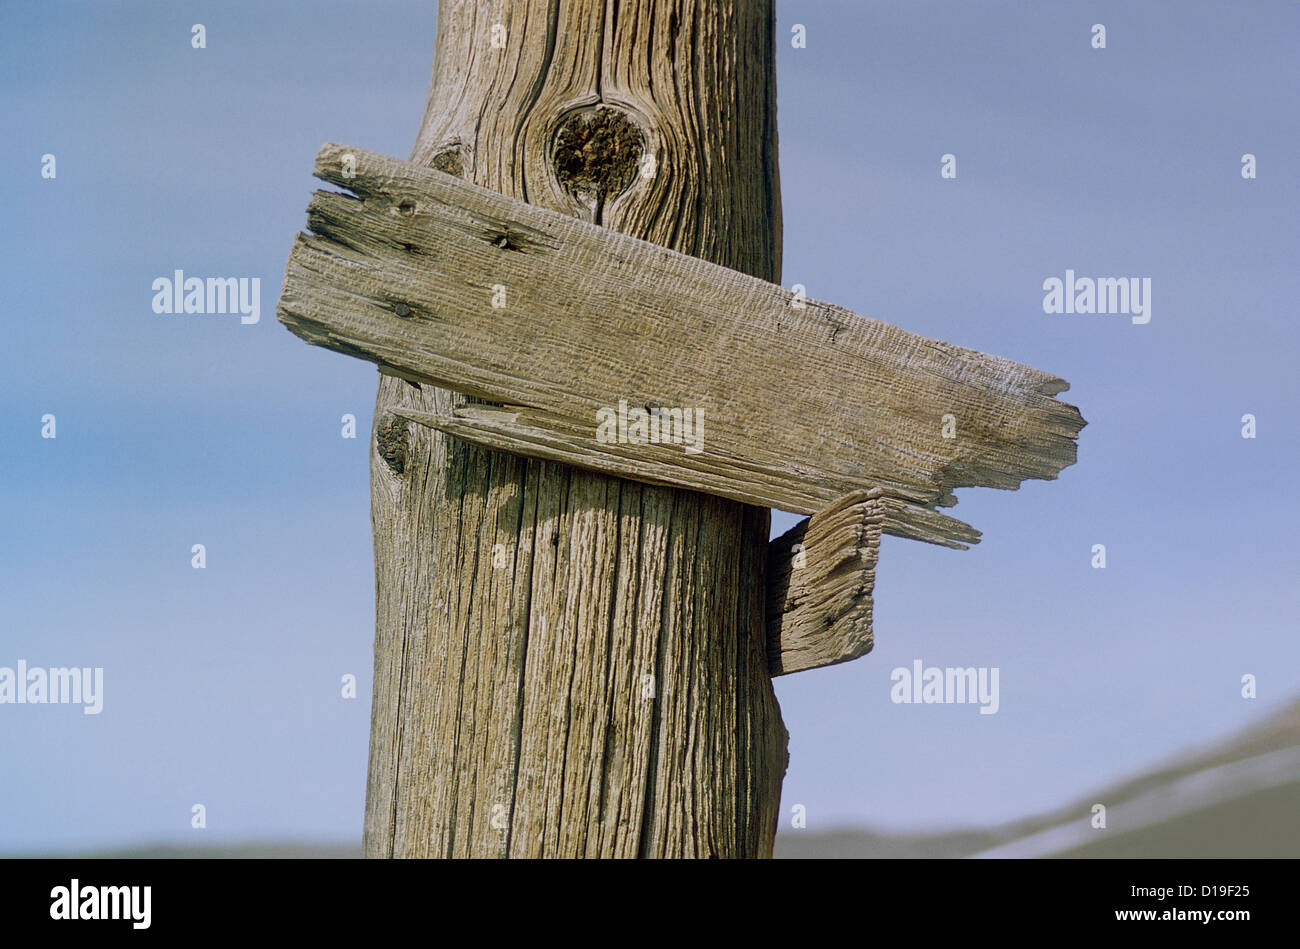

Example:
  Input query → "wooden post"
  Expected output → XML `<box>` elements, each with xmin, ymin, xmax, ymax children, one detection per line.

<box><xmin>364</xmin><ymin>0</ymin><xmax>788</xmax><ymax>857</ymax></box>
<box><xmin>278</xmin><ymin>0</ymin><xmax>1084</xmax><ymax>859</ymax></box>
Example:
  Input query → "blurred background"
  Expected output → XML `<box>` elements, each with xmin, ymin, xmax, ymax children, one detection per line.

<box><xmin>2</xmin><ymin>0</ymin><xmax>1297</xmax><ymax>857</ymax></box>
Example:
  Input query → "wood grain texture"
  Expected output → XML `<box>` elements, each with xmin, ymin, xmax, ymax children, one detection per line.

<box><xmin>352</xmin><ymin>0</ymin><xmax>788</xmax><ymax>858</ymax></box>
<box><xmin>279</xmin><ymin>143</ymin><xmax>1084</xmax><ymax>549</ymax></box>
<box><xmin>386</xmin><ymin>403</ymin><xmax>980</xmax><ymax>548</ymax></box>
<box><xmin>765</xmin><ymin>490</ymin><xmax>884</xmax><ymax>676</ymax></box>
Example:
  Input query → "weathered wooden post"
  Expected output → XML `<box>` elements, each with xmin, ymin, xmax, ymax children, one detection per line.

<box><xmin>277</xmin><ymin>1</ymin><xmax>1083</xmax><ymax>859</ymax></box>
<box><xmin>367</xmin><ymin>0</ymin><xmax>784</xmax><ymax>858</ymax></box>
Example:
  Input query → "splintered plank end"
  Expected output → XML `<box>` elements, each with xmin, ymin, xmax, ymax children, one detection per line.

<box><xmin>766</xmin><ymin>490</ymin><xmax>885</xmax><ymax>676</ymax></box>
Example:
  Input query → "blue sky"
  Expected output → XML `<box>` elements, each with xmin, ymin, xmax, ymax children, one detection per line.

<box><xmin>2</xmin><ymin>0</ymin><xmax>1297</xmax><ymax>853</ymax></box>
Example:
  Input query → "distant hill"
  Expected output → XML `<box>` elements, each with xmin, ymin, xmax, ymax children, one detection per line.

<box><xmin>776</xmin><ymin>697</ymin><xmax>1300</xmax><ymax>858</ymax></box>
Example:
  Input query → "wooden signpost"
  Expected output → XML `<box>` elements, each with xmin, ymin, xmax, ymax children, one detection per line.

<box><xmin>277</xmin><ymin>1</ymin><xmax>1083</xmax><ymax>858</ymax></box>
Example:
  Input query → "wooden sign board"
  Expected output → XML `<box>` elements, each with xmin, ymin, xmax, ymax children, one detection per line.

<box><xmin>278</xmin><ymin>145</ymin><xmax>1084</xmax><ymax>551</ymax></box>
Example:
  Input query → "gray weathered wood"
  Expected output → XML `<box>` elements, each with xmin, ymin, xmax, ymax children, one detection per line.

<box><xmin>279</xmin><ymin>143</ymin><xmax>1084</xmax><ymax>549</ymax></box>
<box><xmin>355</xmin><ymin>0</ymin><xmax>789</xmax><ymax>859</ymax></box>
<box><xmin>387</xmin><ymin>402</ymin><xmax>980</xmax><ymax>549</ymax></box>
<box><xmin>765</xmin><ymin>490</ymin><xmax>885</xmax><ymax>676</ymax></box>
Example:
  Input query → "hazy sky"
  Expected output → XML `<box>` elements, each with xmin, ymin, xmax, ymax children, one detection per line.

<box><xmin>2</xmin><ymin>0</ymin><xmax>1297</xmax><ymax>853</ymax></box>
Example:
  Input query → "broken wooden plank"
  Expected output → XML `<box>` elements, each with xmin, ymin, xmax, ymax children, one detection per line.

<box><xmin>766</xmin><ymin>490</ymin><xmax>885</xmax><ymax>676</ymax></box>
<box><xmin>278</xmin><ymin>144</ymin><xmax>1085</xmax><ymax>548</ymax></box>
<box><xmin>389</xmin><ymin>402</ymin><xmax>980</xmax><ymax>549</ymax></box>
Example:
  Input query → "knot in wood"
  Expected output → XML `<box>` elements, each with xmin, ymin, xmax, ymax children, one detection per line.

<box><xmin>375</xmin><ymin>414</ymin><xmax>410</xmax><ymax>475</ymax></box>
<box><xmin>430</xmin><ymin>146</ymin><xmax>463</xmax><ymax>178</ymax></box>
<box><xmin>551</xmin><ymin>106</ymin><xmax>643</xmax><ymax>210</ymax></box>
